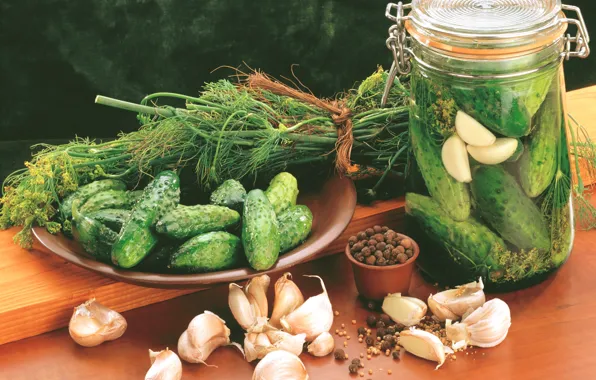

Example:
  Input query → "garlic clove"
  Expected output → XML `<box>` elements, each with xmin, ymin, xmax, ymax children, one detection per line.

<box><xmin>252</xmin><ymin>350</ymin><xmax>309</xmax><ymax>380</ymax></box>
<box><xmin>178</xmin><ymin>311</ymin><xmax>231</xmax><ymax>364</ymax></box>
<box><xmin>382</xmin><ymin>293</ymin><xmax>427</xmax><ymax>327</ymax></box>
<box><xmin>229</xmin><ymin>283</ymin><xmax>259</xmax><ymax>330</ymax></box>
<box><xmin>307</xmin><ymin>332</ymin><xmax>335</xmax><ymax>357</ymax></box>
<box><xmin>399</xmin><ymin>329</ymin><xmax>446</xmax><ymax>369</ymax></box>
<box><xmin>455</xmin><ymin>110</ymin><xmax>496</xmax><ymax>147</ymax></box>
<box><xmin>68</xmin><ymin>299</ymin><xmax>127</xmax><ymax>347</ymax></box>
<box><xmin>145</xmin><ymin>348</ymin><xmax>182</xmax><ymax>380</ymax></box>
<box><xmin>446</xmin><ymin>298</ymin><xmax>511</xmax><ymax>348</ymax></box>
<box><xmin>245</xmin><ymin>275</ymin><xmax>270</xmax><ymax>318</ymax></box>
<box><xmin>266</xmin><ymin>330</ymin><xmax>306</xmax><ymax>357</ymax></box>
<box><xmin>270</xmin><ymin>273</ymin><xmax>305</xmax><ymax>328</ymax></box>
<box><xmin>467</xmin><ymin>138</ymin><xmax>518</xmax><ymax>165</ymax></box>
<box><xmin>428</xmin><ymin>277</ymin><xmax>485</xmax><ymax>321</ymax></box>
<box><xmin>442</xmin><ymin>134</ymin><xmax>472</xmax><ymax>183</ymax></box>
<box><xmin>280</xmin><ymin>275</ymin><xmax>334</xmax><ymax>341</ymax></box>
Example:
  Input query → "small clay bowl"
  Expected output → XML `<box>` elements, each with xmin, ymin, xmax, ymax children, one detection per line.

<box><xmin>345</xmin><ymin>233</ymin><xmax>420</xmax><ymax>301</ymax></box>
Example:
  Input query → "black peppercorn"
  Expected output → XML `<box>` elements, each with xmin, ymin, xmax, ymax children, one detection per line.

<box><xmin>352</xmin><ymin>242</ymin><xmax>364</xmax><ymax>252</ymax></box>
<box><xmin>375</xmin><ymin>320</ymin><xmax>385</xmax><ymax>329</ymax></box>
<box><xmin>380</xmin><ymin>314</ymin><xmax>391</xmax><ymax>326</ymax></box>
<box><xmin>366</xmin><ymin>315</ymin><xmax>377</xmax><ymax>327</ymax></box>
<box><xmin>365</xmin><ymin>228</ymin><xmax>375</xmax><ymax>237</ymax></box>
<box><xmin>385</xmin><ymin>326</ymin><xmax>396</xmax><ymax>335</ymax></box>
<box><xmin>376</xmin><ymin>242</ymin><xmax>386</xmax><ymax>251</ymax></box>
<box><xmin>357</xmin><ymin>327</ymin><xmax>367</xmax><ymax>336</ymax></box>
<box><xmin>396</xmin><ymin>253</ymin><xmax>408</xmax><ymax>264</ymax></box>
<box><xmin>356</xmin><ymin>254</ymin><xmax>365</xmax><ymax>262</ymax></box>
<box><xmin>383</xmin><ymin>335</ymin><xmax>395</xmax><ymax>345</ymax></box>
<box><xmin>348</xmin><ymin>236</ymin><xmax>358</xmax><ymax>246</ymax></box>
<box><xmin>365</xmin><ymin>255</ymin><xmax>376</xmax><ymax>266</ymax></box>
<box><xmin>357</xmin><ymin>231</ymin><xmax>367</xmax><ymax>240</ymax></box>
<box><xmin>373</xmin><ymin>233</ymin><xmax>385</xmax><ymax>242</ymax></box>
<box><xmin>366</xmin><ymin>301</ymin><xmax>377</xmax><ymax>311</ymax></box>
<box><xmin>377</xmin><ymin>257</ymin><xmax>387</xmax><ymax>266</ymax></box>
<box><xmin>381</xmin><ymin>340</ymin><xmax>392</xmax><ymax>351</ymax></box>
<box><xmin>383</xmin><ymin>249</ymin><xmax>392</xmax><ymax>259</ymax></box>
<box><xmin>368</xmin><ymin>239</ymin><xmax>377</xmax><ymax>247</ymax></box>
<box><xmin>334</xmin><ymin>348</ymin><xmax>346</xmax><ymax>360</ymax></box>
<box><xmin>349</xmin><ymin>363</ymin><xmax>359</xmax><ymax>374</ymax></box>
<box><xmin>406</xmin><ymin>248</ymin><xmax>414</xmax><ymax>257</ymax></box>
<box><xmin>382</xmin><ymin>226</ymin><xmax>389</xmax><ymax>232</ymax></box>
<box><xmin>376</xmin><ymin>327</ymin><xmax>387</xmax><ymax>338</ymax></box>
<box><xmin>374</xmin><ymin>250</ymin><xmax>384</xmax><ymax>260</ymax></box>
<box><xmin>392</xmin><ymin>349</ymin><xmax>402</xmax><ymax>360</ymax></box>
<box><xmin>361</xmin><ymin>247</ymin><xmax>371</xmax><ymax>257</ymax></box>
<box><xmin>373</xmin><ymin>225</ymin><xmax>383</xmax><ymax>233</ymax></box>
<box><xmin>365</xmin><ymin>336</ymin><xmax>375</xmax><ymax>346</ymax></box>
<box><xmin>351</xmin><ymin>358</ymin><xmax>361</xmax><ymax>365</ymax></box>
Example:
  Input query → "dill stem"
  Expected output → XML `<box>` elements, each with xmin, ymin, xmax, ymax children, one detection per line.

<box><xmin>286</xmin><ymin>117</ymin><xmax>333</xmax><ymax>132</ymax></box>
<box><xmin>95</xmin><ymin>96</ymin><xmax>179</xmax><ymax>118</ymax></box>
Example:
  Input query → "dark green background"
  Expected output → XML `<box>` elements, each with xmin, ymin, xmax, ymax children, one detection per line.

<box><xmin>1</xmin><ymin>0</ymin><xmax>595</xmax><ymax>179</ymax></box>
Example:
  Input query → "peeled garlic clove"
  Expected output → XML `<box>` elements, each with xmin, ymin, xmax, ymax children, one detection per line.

<box><xmin>399</xmin><ymin>329</ymin><xmax>446</xmax><ymax>369</ymax></box>
<box><xmin>145</xmin><ymin>348</ymin><xmax>182</xmax><ymax>380</ymax></box>
<box><xmin>245</xmin><ymin>275</ymin><xmax>270</xmax><ymax>318</ymax></box>
<box><xmin>467</xmin><ymin>138</ymin><xmax>518</xmax><ymax>165</ymax></box>
<box><xmin>68</xmin><ymin>299</ymin><xmax>127</xmax><ymax>347</ymax></box>
<box><xmin>252</xmin><ymin>350</ymin><xmax>309</xmax><ymax>380</ymax></box>
<box><xmin>446</xmin><ymin>298</ymin><xmax>511</xmax><ymax>348</ymax></box>
<box><xmin>178</xmin><ymin>311</ymin><xmax>231</xmax><ymax>364</ymax></box>
<box><xmin>442</xmin><ymin>134</ymin><xmax>472</xmax><ymax>183</ymax></box>
<box><xmin>280</xmin><ymin>275</ymin><xmax>333</xmax><ymax>341</ymax></box>
<box><xmin>229</xmin><ymin>283</ymin><xmax>259</xmax><ymax>330</ymax></box>
<box><xmin>428</xmin><ymin>277</ymin><xmax>485</xmax><ymax>321</ymax></box>
<box><xmin>271</xmin><ymin>273</ymin><xmax>305</xmax><ymax>328</ymax></box>
<box><xmin>382</xmin><ymin>293</ymin><xmax>427</xmax><ymax>327</ymax></box>
<box><xmin>455</xmin><ymin>111</ymin><xmax>496</xmax><ymax>147</ymax></box>
<box><xmin>307</xmin><ymin>332</ymin><xmax>335</xmax><ymax>357</ymax></box>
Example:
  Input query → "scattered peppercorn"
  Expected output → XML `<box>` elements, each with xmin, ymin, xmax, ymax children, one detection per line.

<box><xmin>377</xmin><ymin>327</ymin><xmax>387</xmax><ymax>338</ymax></box>
<box><xmin>380</xmin><ymin>314</ymin><xmax>391</xmax><ymax>325</ymax></box>
<box><xmin>357</xmin><ymin>327</ymin><xmax>367</xmax><ymax>336</ymax></box>
<box><xmin>352</xmin><ymin>358</ymin><xmax>361</xmax><ymax>365</ymax></box>
<box><xmin>385</xmin><ymin>326</ymin><xmax>396</xmax><ymax>335</ymax></box>
<box><xmin>334</xmin><ymin>349</ymin><xmax>346</xmax><ymax>360</ymax></box>
<box><xmin>392</xmin><ymin>349</ymin><xmax>402</xmax><ymax>360</ymax></box>
<box><xmin>349</xmin><ymin>364</ymin><xmax>359</xmax><ymax>374</ymax></box>
<box><xmin>383</xmin><ymin>335</ymin><xmax>395</xmax><ymax>345</ymax></box>
<box><xmin>375</xmin><ymin>320</ymin><xmax>386</xmax><ymax>329</ymax></box>
<box><xmin>366</xmin><ymin>315</ymin><xmax>377</xmax><ymax>327</ymax></box>
<box><xmin>365</xmin><ymin>336</ymin><xmax>375</xmax><ymax>346</ymax></box>
<box><xmin>381</xmin><ymin>340</ymin><xmax>392</xmax><ymax>351</ymax></box>
<box><xmin>366</xmin><ymin>301</ymin><xmax>377</xmax><ymax>311</ymax></box>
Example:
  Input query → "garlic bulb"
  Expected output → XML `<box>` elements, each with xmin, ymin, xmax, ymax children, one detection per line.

<box><xmin>229</xmin><ymin>283</ymin><xmax>259</xmax><ymax>330</ymax></box>
<box><xmin>244</xmin><ymin>329</ymin><xmax>306</xmax><ymax>362</ymax></box>
<box><xmin>145</xmin><ymin>348</ymin><xmax>182</xmax><ymax>380</ymax></box>
<box><xmin>252</xmin><ymin>350</ymin><xmax>309</xmax><ymax>380</ymax></box>
<box><xmin>246</xmin><ymin>275</ymin><xmax>271</xmax><ymax>317</ymax></box>
<box><xmin>382</xmin><ymin>293</ymin><xmax>427</xmax><ymax>327</ymax></box>
<box><xmin>280</xmin><ymin>275</ymin><xmax>333</xmax><ymax>341</ymax></box>
<box><xmin>446</xmin><ymin>298</ymin><xmax>511</xmax><ymax>348</ymax></box>
<box><xmin>399</xmin><ymin>329</ymin><xmax>446</xmax><ymax>369</ymax></box>
<box><xmin>270</xmin><ymin>273</ymin><xmax>305</xmax><ymax>328</ymax></box>
<box><xmin>428</xmin><ymin>277</ymin><xmax>485</xmax><ymax>321</ymax></box>
<box><xmin>307</xmin><ymin>332</ymin><xmax>335</xmax><ymax>357</ymax></box>
<box><xmin>177</xmin><ymin>311</ymin><xmax>231</xmax><ymax>364</ymax></box>
<box><xmin>68</xmin><ymin>299</ymin><xmax>127</xmax><ymax>347</ymax></box>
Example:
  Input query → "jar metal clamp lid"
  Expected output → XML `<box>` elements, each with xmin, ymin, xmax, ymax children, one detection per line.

<box><xmin>381</xmin><ymin>0</ymin><xmax>590</xmax><ymax>106</ymax></box>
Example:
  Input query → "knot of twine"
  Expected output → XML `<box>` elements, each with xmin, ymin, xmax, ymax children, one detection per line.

<box><xmin>247</xmin><ymin>72</ymin><xmax>354</xmax><ymax>174</ymax></box>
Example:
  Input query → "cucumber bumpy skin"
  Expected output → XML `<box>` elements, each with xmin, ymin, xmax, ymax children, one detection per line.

<box><xmin>60</xmin><ymin>179</ymin><xmax>127</xmax><ymax>220</ymax></box>
<box><xmin>210</xmin><ymin>179</ymin><xmax>247</xmax><ymax>212</ymax></box>
<box><xmin>87</xmin><ymin>209</ymin><xmax>130</xmax><ymax>232</ymax></box>
<box><xmin>405</xmin><ymin>193</ymin><xmax>505</xmax><ymax>277</ymax></box>
<box><xmin>79</xmin><ymin>190</ymin><xmax>140</xmax><ymax>214</ymax></box>
<box><xmin>409</xmin><ymin>115</ymin><xmax>471</xmax><ymax>221</ymax></box>
<box><xmin>278</xmin><ymin>205</ymin><xmax>313</xmax><ymax>253</ymax></box>
<box><xmin>242</xmin><ymin>189</ymin><xmax>280</xmax><ymax>271</ymax></box>
<box><xmin>471</xmin><ymin>165</ymin><xmax>550</xmax><ymax>251</ymax></box>
<box><xmin>170</xmin><ymin>231</ymin><xmax>242</xmax><ymax>273</ymax></box>
<box><xmin>71</xmin><ymin>201</ymin><xmax>118</xmax><ymax>263</ymax></box>
<box><xmin>111</xmin><ymin>171</ymin><xmax>180</xmax><ymax>268</ymax></box>
<box><xmin>155</xmin><ymin>204</ymin><xmax>240</xmax><ymax>239</ymax></box>
<box><xmin>264</xmin><ymin>172</ymin><xmax>299</xmax><ymax>215</ymax></box>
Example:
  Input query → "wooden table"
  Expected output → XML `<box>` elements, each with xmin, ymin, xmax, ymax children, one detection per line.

<box><xmin>0</xmin><ymin>86</ymin><xmax>595</xmax><ymax>379</ymax></box>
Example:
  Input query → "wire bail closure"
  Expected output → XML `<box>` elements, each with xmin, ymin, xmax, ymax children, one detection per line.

<box><xmin>382</xmin><ymin>2</ymin><xmax>411</xmax><ymax>107</ymax></box>
<box><xmin>561</xmin><ymin>4</ymin><xmax>591</xmax><ymax>60</ymax></box>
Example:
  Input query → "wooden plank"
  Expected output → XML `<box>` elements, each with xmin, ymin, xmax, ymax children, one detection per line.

<box><xmin>0</xmin><ymin>85</ymin><xmax>593</xmax><ymax>346</ymax></box>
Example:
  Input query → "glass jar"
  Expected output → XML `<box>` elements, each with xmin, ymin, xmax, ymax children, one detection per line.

<box><xmin>383</xmin><ymin>0</ymin><xmax>590</xmax><ymax>291</ymax></box>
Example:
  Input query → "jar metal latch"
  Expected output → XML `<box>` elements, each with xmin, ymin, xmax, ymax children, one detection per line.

<box><xmin>381</xmin><ymin>1</ymin><xmax>591</xmax><ymax>107</ymax></box>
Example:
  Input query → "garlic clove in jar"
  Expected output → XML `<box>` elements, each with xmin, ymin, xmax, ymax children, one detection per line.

<box><xmin>245</xmin><ymin>274</ymin><xmax>271</xmax><ymax>318</ymax></box>
<box><xmin>467</xmin><ymin>138</ymin><xmax>518</xmax><ymax>165</ymax></box>
<box><xmin>455</xmin><ymin>110</ymin><xmax>496</xmax><ymax>147</ymax></box>
<box><xmin>68</xmin><ymin>299</ymin><xmax>127</xmax><ymax>347</ymax></box>
<box><xmin>178</xmin><ymin>311</ymin><xmax>231</xmax><ymax>364</ymax></box>
<box><xmin>270</xmin><ymin>273</ymin><xmax>305</xmax><ymax>328</ymax></box>
<box><xmin>280</xmin><ymin>275</ymin><xmax>334</xmax><ymax>341</ymax></box>
<box><xmin>229</xmin><ymin>283</ymin><xmax>259</xmax><ymax>330</ymax></box>
<box><xmin>442</xmin><ymin>134</ymin><xmax>472</xmax><ymax>183</ymax></box>
<box><xmin>307</xmin><ymin>332</ymin><xmax>335</xmax><ymax>357</ymax></box>
<box><xmin>145</xmin><ymin>348</ymin><xmax>182</xmax><ymax>380</ymax></box>
<box><xmin>252</xmin><ymin>350</ymin><xmax>309</xmax><ymax>380</ymax></box>
<box><xmin>399</xmin><ymin>329</ymin><xmax>447</xmax><ymax>369</ymax></box>
<box><xmin>428</xmin><ymin>277</ymin><xmax>485</xmax><ymax>321</ymax></box>
<box><xmin>382</xmin><ymin>293</ymin><xmax>427</xmax><ymax>327</ymax></box>
<box><xmin>446</xmin><ymin>298</ymin><xmax>511</xmax><ymax>348</ymax></box>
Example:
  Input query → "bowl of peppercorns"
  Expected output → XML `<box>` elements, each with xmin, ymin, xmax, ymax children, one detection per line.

<box><xmin>344</xmin><ymin>225</ymin><xmax>419</xmax><ymax>300</ymax></box>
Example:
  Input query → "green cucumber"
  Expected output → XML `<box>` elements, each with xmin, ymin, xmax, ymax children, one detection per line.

<box><xmin>87</xmin><ymin>209</ymin><xmax>130</xmax><ymax>232</ymax></box>
<box><xmin>278</xmin><ymin>205</ymin><xmax>313</xmax><ymax>253</ymax></box>
<box><xmin>210</xmin><ymin>179</ymin><xmax>246</xmax><ymax>212</ymax></box>
<box><xmin>518</xmin><ymin>87</ymin><xmax>561</xmax><ymax>197</ymax></box>
<box><xmin>409</xmin><ymin>116</ymin><xmax>471</xmax><ymax>221</ymax></box>
<box><xmin>111</xmin><ymin>171</ymin><xmax>180</xmax><ymax>268</ymax></box>
<box><xmin>137</xmin><ymin>243</ymin><xmax>179</xmax><ymax>273</ymax></box>
<box><xmin>60</xmin><ymin>180</ymin><xmax>127</xmax><ymax>220</ymax></box>
<box><xmin>265</xmin><ymin>172</ymin><xmax>299</xmax><ymax>215</ymax></box>
<box><xmin>79</xmin><ymin>190</ymin><xmax>140</xmax><ymax>214</ymax></box>
<box><xmin>170</xmin><ymin>231</ymin><xmax>242</xmax><ymax>272</ymax></box>
<box><xmin>471</xmin><ymin>165</ymin><xmax>550</xmax><ymax>250</ymax></box>
<box><xmin>405</xmin><ymin>193</ymin><xmax>505</xmax><ymax>276</ymax></box>
<box><xmin>71</xmin><ymin>202</ymin><xmax>118</xmax><ymax>263</ymax></box>
<box><xmin>242</xmin><ymin>189</ymin><xmax>280</xmax><ymax>270</ymax></box>
<box><xmin>155</xmin><ymin>204</ymin><xmax>240</xmax><ymax>239</ymax></box>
